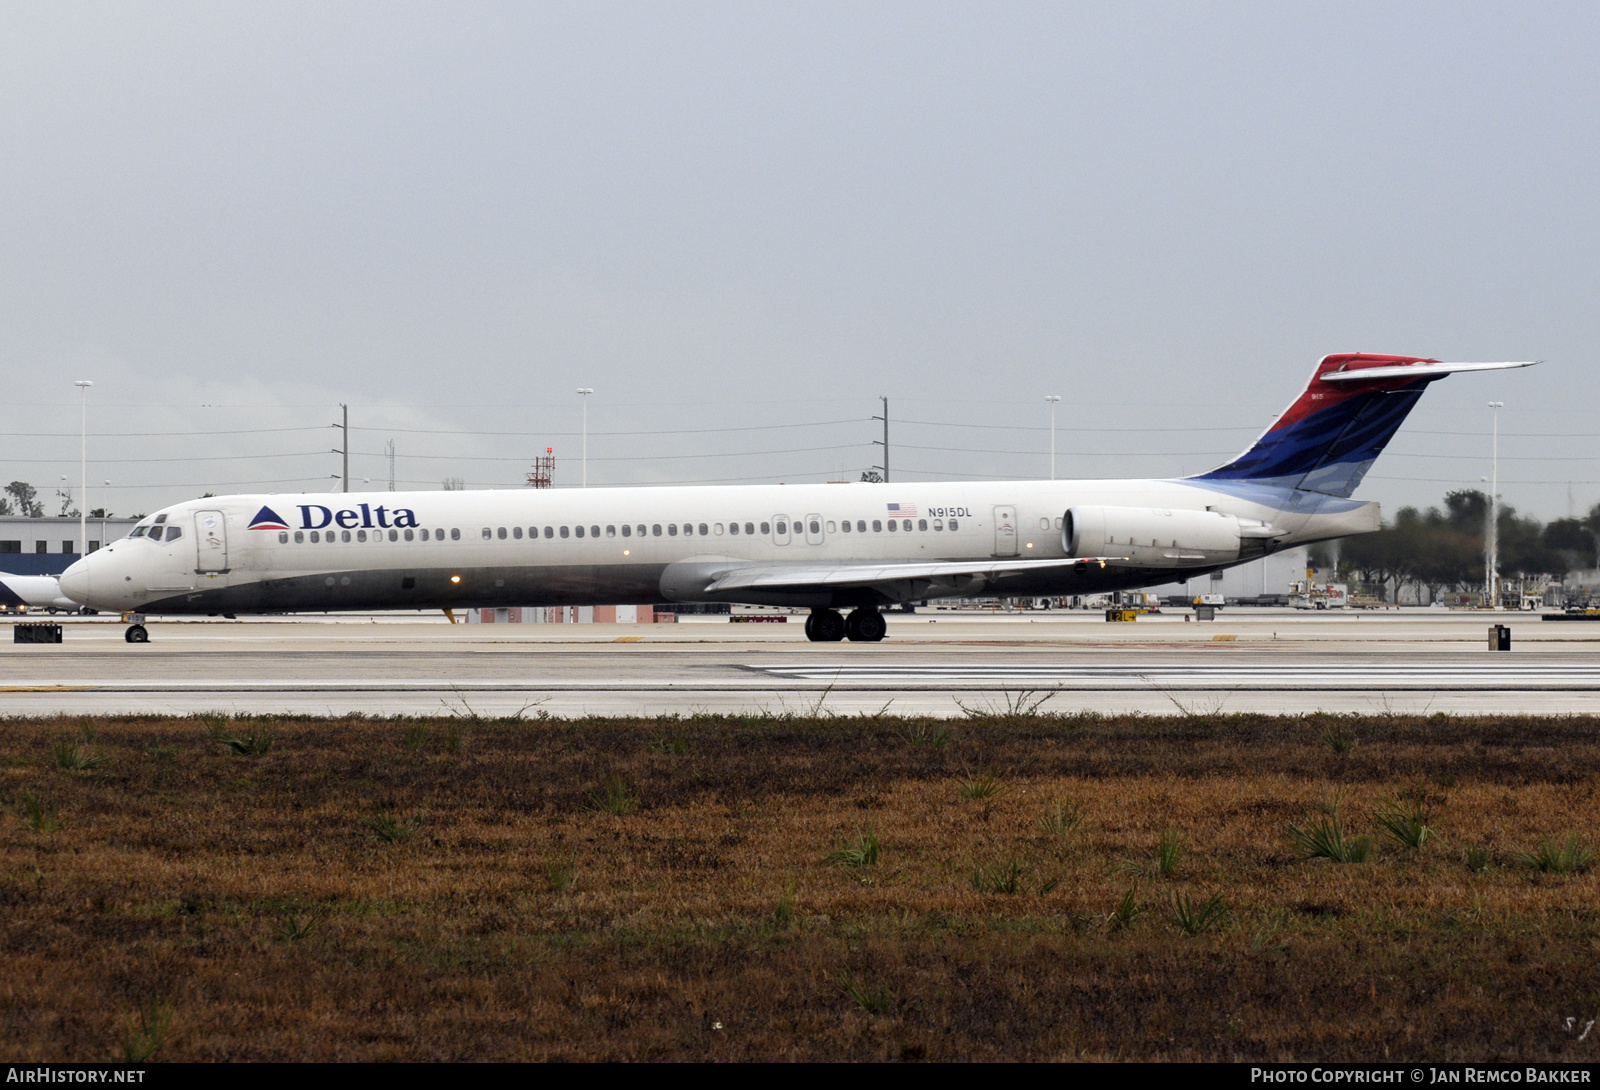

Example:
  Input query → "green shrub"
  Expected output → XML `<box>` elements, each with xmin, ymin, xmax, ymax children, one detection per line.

<box><xmin>824</xmin><ymin>829</ymin><xmax>881</xmax><ymax>868</ymax></box>
<box><xmin>1519</xmin><ymin>835</ymin><xmax>1591</xmax><ymax>874</ymax></box>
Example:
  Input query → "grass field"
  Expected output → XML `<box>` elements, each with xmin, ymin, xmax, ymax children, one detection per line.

<box><xmin>2</xmin><ymin>709</ymin><xmax>1598</xmax><ymax>1061</ymax></box>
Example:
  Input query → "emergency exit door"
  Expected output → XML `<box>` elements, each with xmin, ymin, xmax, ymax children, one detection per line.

<box><xmin>195</xmin><ymin>510</ymin><xmax>229</xmax><ymax>572</ymax></box>
<box><xmin>992</xmin><ymin>505</ymin><xmax>1018</xmax><ymax>557</ymax></box>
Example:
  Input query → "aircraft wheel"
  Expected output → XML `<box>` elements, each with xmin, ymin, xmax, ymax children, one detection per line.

<box><xmin>845</xmin><ymin>608</ymin><xmax>886</xmax><ymax>642</ymax></box>
<box><xmin>812</xmin><ymin>609</ymin><xmax>846</xmax><ymax>642</ymax></box>
<box><xmin>803</xmin><ymin>612</ymin><xmax>819</xmax><ymax>641</ymax></box>
<box><xmin>125</xmin><ymin>625</ymin><xmax>149</xmax><ymax>643</ymax></box>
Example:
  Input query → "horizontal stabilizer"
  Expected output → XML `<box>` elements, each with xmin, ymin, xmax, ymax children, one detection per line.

<box><xmin>1320</xmin><ymin>360</ymin><xmax>1538</xmax><ymax>384</ymax></box>
<box><xmin>703</xmin><ymin>555</ymin><xmax>1126</xmax><ymax>593</ymax></box>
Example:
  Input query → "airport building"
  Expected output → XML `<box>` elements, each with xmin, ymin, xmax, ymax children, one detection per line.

<box><xmin>1141</xmin><ymin>546</ymin><xmax>1310</xmax><ymax>605</ymax></box>
<box><xmin>0</xmin><ymin>515</ymin><xmax>140</xmax><ymax>575</ymax></box>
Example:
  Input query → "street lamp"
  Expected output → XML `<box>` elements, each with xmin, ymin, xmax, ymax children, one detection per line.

<box><xmin>1045</xmin><ymin>395</ymin><xmax>1061</xmax><ymax>480</ymax></box>
<box><xmin>1487</xmin><ymin>400</ymin><xmax>1503</xmax><ymax>608</ymax></box>
<box><xmin>576</xmin><ymin>388</ymin><xmax>594</xmax><ymax>487</ymax></box>
<box><xmin>73</xmin><ymin>380</ymin><xmax>92</xmax><ymax>555</ymax></box>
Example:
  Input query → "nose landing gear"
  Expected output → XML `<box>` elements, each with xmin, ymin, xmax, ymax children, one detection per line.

<box><xmin>122</xmin><ymin>612</ymin><xmax>149</xmax><ymax>643</ymax></box>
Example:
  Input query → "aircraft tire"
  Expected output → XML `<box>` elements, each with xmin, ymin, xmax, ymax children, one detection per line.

<box><xmin>812</xmin><ymin>609</ymin><xmax>846</xmax><ymax>642</ymax></box>
<box><xmin>125</xmin><ymin>625</ymin><xmax>149</xmax><ymax>644</ymax></box>
<box><xmin>803</xmin><ymin>613</ymin><xmax>819</xmax><ymax>641</ymax></box>
<box><xmin>845</xmin><ymin>608</ymin><xmax>886</xmax><ymax>642</ymax></box>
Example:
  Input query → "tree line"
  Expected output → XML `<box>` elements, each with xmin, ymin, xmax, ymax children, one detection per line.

<box><xmin>1310</xmin><ymin>490</ymin><xmax>1598</xmax><ymax>604</ymax></box>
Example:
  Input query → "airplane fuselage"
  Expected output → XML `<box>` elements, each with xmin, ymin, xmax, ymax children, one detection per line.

<box><xmin>59</xmin><ymin>477</ymin><xmax>1375</xmax><ymax>616</ymax></box>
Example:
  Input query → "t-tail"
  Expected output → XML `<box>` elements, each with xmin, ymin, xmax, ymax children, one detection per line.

<box><xmin>1193</xmin><ymin>353</ymin><xmax>1538</xmax><ymax>498</ymax></box>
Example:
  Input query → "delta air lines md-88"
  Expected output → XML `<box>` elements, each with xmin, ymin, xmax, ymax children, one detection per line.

<box><xmin>59</xmin><ymin>354</ymin><xmax>1535</xmax><ymax>644</ymax></box>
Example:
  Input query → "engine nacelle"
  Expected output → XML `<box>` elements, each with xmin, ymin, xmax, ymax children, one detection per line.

<box><xmin>1063</xmin><ymin>505</ymin><xmax>1273</xmax><ymax>568</ymax></box>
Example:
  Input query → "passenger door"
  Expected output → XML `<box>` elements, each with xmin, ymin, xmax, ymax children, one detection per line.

<box><xmin>804</xmin><ymin>513</ymin><xmax>824</xmax><ymax>546</ymax></box>
<box><xmin>992</xmin><ymin>505</ymin><xmax>1018</xmax><ymax>557</ymax></box>
<box><xmin>195</xmin><ymin>510</ymin><xmax>229</xmax><ymax>572</ymax></box>
<box><xmin>772</xmin><ymin>515</ymin><xmax>791</xmax><ymax>546</ymax></box>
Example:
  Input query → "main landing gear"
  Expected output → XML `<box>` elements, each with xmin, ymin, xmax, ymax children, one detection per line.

<box><xmin>804</xmin><ymin>607</ymin><xmax>887</xmax><ymax>643</ymax></box>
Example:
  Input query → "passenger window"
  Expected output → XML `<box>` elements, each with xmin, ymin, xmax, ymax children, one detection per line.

<box><xmin>775</xmin><ymin>521</ymin><xmax>787</xmax><ymax>535</ymax></box>
<box><xmin>1039</xmin><ymin>518</ymin><xmax>1049</xmax><ymax>530</ymax></box>
<box><xmin>949</xmin><ymin>518</ymin><xmax>959</xmax><ymax>531</ymax></box>
<box><xmin>857</xmin><ymin>520</ymin><xmax>866</xmax><ymax>532</ymax></box>
<box><xmin>450</xmin><ymin>528</ymin><xmax>461</xmax><ymax>541</ymax></box>
<box><xmin>714</xmin><ymin>523</ymin><xmax>723</xmax><ymax>535</ymax></box>
<box><xmin>637</xmin><ymin>525</ymin><xmax>646</xmax><ymax>537</ymax></box>
<box><xmin>310</xmin><ymin>531</ymin><xmax>320</xmax><ymax>543</ymax></box>
<box><xmin>404</xmin><ymin>529</ymin><xmax>414</xmax><ymax>541</ymax></box>
<box><xmin>873</xmin><ymin>520</ymin><xmax>882</xmax><ymax>532</ymax></box>
<box><xmin>887</xmin><ymin>520</ymin><xmax>897</xmax><ymax>532</ymax></box>
<box><xmin>932</xmin><ymin>519</ymin><xmax>943</xmax><ymax>531</ymax></box>
<box><xmin>497</xmin><ymin>527</ymin><xmax>507</xmax><ymax>540</ymax></box>
<box><xmin>389</xmin><ymin>529</ymin><xmax>398</xmax><ymax>542</ymax></box>
<box><xmin>653</xmin><ymin>525</ymin><xmax>662</xmax><ymax>536</ymax></box>
<box><xmin>357</xmin><ymin>530</ymin><xmax>367</xmax><ymax>542</ymax></box>
<box><xmin>729</xmin><ymin>522</ymin><xmax>739</xmax><ymax>536</ymax></box>
<box><xmin>903</xmin><ymin>519</ymin><xmax>912</xmax><ymax>531</ymax></box>
<box><xmin>668</xmin><ymin>524</ymin><xmax>678</xmax><ymax>536</ymax></box>
<box><xmin>1055</xmin><ymin>517</ymin><xmax>1063</xmax><ymax>529</ymax></box>
<box><xmin>760</xmin><ymin>522</ymin><xmax>770</xmax><ymax>534</ymax></box>
<box><xmin>621</xmin><ymin>525</ymin><xmax>631</xmax><ymax>537</ymax></box>
<box><xmin>826</xmin><ymin>521</ymin><xmax>836</xmax><ymax>533</ymax></box>
<box><xmin>482</xmin><ymin>527</ymin><xmax>491</xmax><ymax>539</ymax></box>
<box><xmin>544</xmin><ymin>527</ymin><xmax>554</xmax><ymax>539</ymax></box>
<box><xmin>294</xmin><ymin>531</ymin><xmax>304</xmax><ymax>543</ymax></box>
<box><xmin>591</xmin><ymin>526</ymin><xmax>600</xmax><ymax>538</ymax></box>
<box><xmin>513</xmin><ymin>526</ymin><xmax>523</xmax><ymax>539</ymax></box>
<box><xmin>342</xmin><ymin>530</ymin><xmax>352</xmax><ymax>542</ymax></box>
<box><xmin>683</xmin><ymin>524</ymin><xmax>693</xmax><ymax>536</ymax></box>
<box><xmin>809</xmin><ymin>520</ymin><xmax>819</xmax><ymax>534</ymax></box>
<box><xmin>606</xmin><ymin>525</ymin><xmax>616</xmax><ymax>537</ymax></box>
<box><xmin>698</xmin><ymin>523</ymin><xmax>709</xmax><ymax>536</ymax></box>
<box><xmin>421</xmin><ymin>528</ymin><xmax>430</xmax><ymax>541</ymax></box>
<box><xmin>841</xmin><ymin>521</ymin><xmax>851</xmax><ymax>533</ymax></box>
<box><xmin>576</xmin><ymin>526</ymin><xmax>585</xmax><ymax>538</ymax></box>
<box><xmin>918</xmin><ymin>519</ymin><xmax>927</xmax><ymax>531</ymax></box>
<box><xmin>278</xmin><ymin>531</ymin><xmax>288</xmax><ymax>543</ymax></box>
<box><xmin>560</xmin><ymin>526</ymin><xmax>570</xmax><ymax>538</ymax></box>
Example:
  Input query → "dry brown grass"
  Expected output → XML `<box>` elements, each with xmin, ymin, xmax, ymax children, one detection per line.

<box><xmin>2</xmin><ymin>710</ymin><xmax>1599</xmax><ymax>1061</ymax></box>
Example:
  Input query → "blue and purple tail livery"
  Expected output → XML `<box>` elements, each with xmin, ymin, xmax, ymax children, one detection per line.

<box><xmin>1196</xmin><ymin>353</ymin><xmax>1448</xmax><ymax>498</ymax></box>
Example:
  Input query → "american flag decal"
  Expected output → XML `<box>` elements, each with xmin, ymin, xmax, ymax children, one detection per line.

<box><xmin>886</xmin><ymin>502</ymin><xmax>918</xmax><ymax>516</ymax></box>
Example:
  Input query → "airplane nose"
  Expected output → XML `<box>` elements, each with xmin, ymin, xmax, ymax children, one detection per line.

<box><xmin>59</xmin><ymin>561</ymin><xmax>91</xmax><ymax>603</ymax></box>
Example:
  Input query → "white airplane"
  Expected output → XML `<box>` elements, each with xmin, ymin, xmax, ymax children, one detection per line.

<box><xmin>0</xmin><ymin>572</ymin><xmax>84</xmax><ymax>614</ymax></box>
<box><xmin>59</xmin><ymin>353</ymin><xmax>1535</xmax><ymax>644</ymax></box>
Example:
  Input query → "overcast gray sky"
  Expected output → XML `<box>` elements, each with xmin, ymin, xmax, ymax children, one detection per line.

<box><xmin>2</xmin><ymin>2</ymin><xmax>1594</xmax><ymax>520</ymax></box>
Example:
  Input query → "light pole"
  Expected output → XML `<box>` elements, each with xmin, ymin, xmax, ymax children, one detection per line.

<box><xmin>576</xmin><ymin>388</ymin><xmax>594</xmax><ymax>487</ymax></box>
<box><xmin>74</xmin><ymin>380</ymin><xmax>92</xmax><ymax>555</ymax></box>
<box><xmin>1045</xmin><ymin>395</ymin><xmax>1061</xmax><ymax>480</ymax></box>
<box><xmin>1487</xmin><ymin>400</ymin><xmax>1503</xmax><ymax>608</ymax></box>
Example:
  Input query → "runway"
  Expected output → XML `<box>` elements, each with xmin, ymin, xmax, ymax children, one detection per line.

<box><xmin>2</xmin><ymin>608</ymin><xmax>1597</xmax><ymax>716</ymax></box>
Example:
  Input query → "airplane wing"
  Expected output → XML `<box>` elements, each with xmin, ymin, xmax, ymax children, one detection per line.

<box><xmin>702</xmin><ymin>555</ymin><xmax>1125</xmax><ymax>593</ymax></box>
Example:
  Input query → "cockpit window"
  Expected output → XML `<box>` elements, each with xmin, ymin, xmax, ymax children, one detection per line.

<box><xmin>166</xmin><ymin>526</ymin><xmax>183</xmax><ymax>540</ymax></box>
<box><xmin>148</xmin><ymin>527</ymin><xmax>164</xmax><ymax>542</ymax></box>
<box><xmin>129</xmin><ymin>527</ymin><xmax>148</xmax><ymax>538</ymax></box>
<box><xmin>153</xmin><ymin>513</ymin><xmax>167</xmax><ymax>524</ymax></box>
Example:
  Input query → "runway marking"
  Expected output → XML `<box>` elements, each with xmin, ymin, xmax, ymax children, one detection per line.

<box><xmin>742</xmin><ymin>662</ymin><xmax>1600</xmax><ymax>690</ymax></box>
